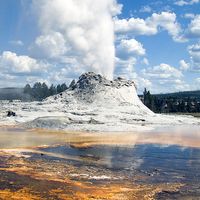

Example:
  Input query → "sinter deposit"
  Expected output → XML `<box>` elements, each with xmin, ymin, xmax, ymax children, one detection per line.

<box><xmin>0</xmin><ymin>72</ymin><xmax>199</xmax><ymax>131</ymax></box>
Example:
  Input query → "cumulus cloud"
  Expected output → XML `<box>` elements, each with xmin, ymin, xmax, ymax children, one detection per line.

<box><xmin>142</xmin><ymin>58</ymin><xmax>149</xmax><ymax>65</ymax></box>
<box><xmin>115</xmin><ymin>17</ymin><xmax>157</xmax><ymax>35</ymax></box>
<box><xmin>115</xmin><ymin>57</ymin><xmax>137</xmax><ymax>79</ymax></box>
<box><xmin>31</xmin><ymin>0</ymin><xmax>122</xmax><ymax>80</ymax></box>
<box><xmin>0</xmin><ymin>51</ymin><xmax>48</xmax><ymax>75</ymax></box>
<box><xmin>140</xmin><ymin>63</ymin><xmax>190</xmax><ymax>93</ymax></box>
<box><xmin>135</xmin><ymin>77</ymin><xmax>152</xmax><ymax>91</ymax></box>
<box><xmin>179</xmin><ymin>59</ymin><xmax>190</xmax><ymax>71</ymax></box>
<box><xmin>114</xmin><ymin>12</ymin><xmax>183</xmax><ymax>42</ymax></box>
<box><xmin>174</xmin><ymin>0</ymin><xmax>200</xmax><ymax>6</ymax></box>
<box><xmin>160</xmin><ymin>79</ymin><xmax>190</xmax><ymax>91</ymax></box>
<box><xmin>0</xmin><ymin>51</ymin><xmax>77</xmax><ymax>87</ymax></box>
<box><xmin>30</xmin><ymin>32</ymin><xmax>67</xmax><ymax>59</ymax></box>
<box><xmin>115</xmin><ymin>38</ymin><xmax>146</xmax><ymax>87</ymax></box>
<box><xmin>114</xmin><ymin>57</ymin><xmax>152</xmax><ymax>92</ymax></box>
<box><xmin>116</xmin><ymin>39</ymin><xmax>146</xmax><ymax>59</ymax></box>
<box><xmin>188</xmin><ymin>42</ymin><xmax>200</xmax><ymax>70</ymax></box>
<box><xmin>186</xmin><ymin>15</ymin><xmax>200</xmax><ymax>38</ymax></box>
<box><xmin>142</xmin><ymin>63</ymin><xmax>183</xmax><ymax>79</ymax></box>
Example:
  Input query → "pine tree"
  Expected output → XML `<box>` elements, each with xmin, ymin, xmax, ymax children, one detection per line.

<box><xmin>60</xmin><ymin>83</ymin><xmax>67</xmax><ymax>92</ymax></box>
<box><xmin>49</xmin><ymin>84</ymin><xmax>57</xmax><ymax>96</ymax></box>
<box><xmin>41</xmin><ymin>82</ymin><xmax>49</xmax><ymax>98</ymax></box>
<box><xmin>24</xmin><ymin>84</ymin><xmax>32</xmax><ymax>94</ymax></box>
<box><xmin>32</xmin><ymin>82</ymin><xmax>42</xmax><ymax>100</ymax></box>
<box><xmin>69</xmin><ymin>80</ymin><xmax>76</xmax><ymax>89</ymax></box>
<box><xmin>56</xmin><ymin>84</ymin><xmax>62</xmax><ymax>94</ymax></box>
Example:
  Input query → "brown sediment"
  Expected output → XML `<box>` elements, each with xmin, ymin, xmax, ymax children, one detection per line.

<box><xmin>0</xmin><ymin>124</ymin><xmax>23</xmax><ymax>130</ymax></box>
<box><xmin>0</xmin><ymin>173</ymin><xmax>183</xmax><ymax>200</ymax></box>
<box><xmin>0</xmin><ymin>127</ymin><xmax>199</xmax><ymax>199</ymax></box>
<box><xmin>0</xmin><ymin>182</ymin><xmax>183</xmax><ymax>200</ymax></box>
<box><xmin>0</xmin><ymin>188</ymin><xmax>41</xmax><ymax>200</ymax></box>
<box><xmin>31</xmin><ymin>128</ymin><xmax>200</xmax><ymax>149</ymax></box>
<box><xmin>0</xmin><ymin>150</ymin><xmax>184</xmax><ymax>200</ymax></box>
<box><xmin>1</xmin><ymin>126</ymin><xmax>200</xmax><ymax>149</ymax></box>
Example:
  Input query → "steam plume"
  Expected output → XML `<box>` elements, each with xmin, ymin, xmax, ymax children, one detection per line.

<box><xmin>32</xmin><ymin>0</ymin><xmax>122</xmax><ymax>79</ymax></box>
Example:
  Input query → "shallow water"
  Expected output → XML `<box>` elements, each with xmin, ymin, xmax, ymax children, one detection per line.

<box><xmin>40</xmin><ymin>143</ymin><xmax>200</xmax><ymax>183</ymax></box>
<box><xmin>0</xmin><ymin>126</ymin><xmax>200</xmax><ymax>199</ymax></box>
<box><xmin>0</xmin><ymin>125</ymin><xmax>200</xmax><ymax>149</ymax></box>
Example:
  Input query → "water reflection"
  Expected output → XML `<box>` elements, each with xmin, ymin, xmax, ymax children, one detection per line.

<box><xmin>1</xmin><ymin>126</ymin><xmax>200</xmax><ymax>198</ymax></box>
<box><xmin>1</xmin><ymin>125</ymin><xmax>200</xmax><ymax>149</ymax></box>
<box><xmin>40</xmin><ymin>143</ymin><xmax>200</xmax><ymax>184</ymax></box>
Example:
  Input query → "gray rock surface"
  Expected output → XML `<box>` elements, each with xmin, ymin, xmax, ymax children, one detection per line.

<box><xmin>71</xmin><ymin>72</ymin><xmax>136</xmax><ymax>90</ymax></box>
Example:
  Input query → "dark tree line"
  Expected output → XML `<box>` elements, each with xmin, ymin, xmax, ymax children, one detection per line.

<box><xmin>142</xmin><ymin>88</ymin><xmax>200</xmax><ymax>113</ymax></box>
<box><xmin>24</xmin><ymin>82</ymin><xmax>68</xmax><ymax>101</ymax></box>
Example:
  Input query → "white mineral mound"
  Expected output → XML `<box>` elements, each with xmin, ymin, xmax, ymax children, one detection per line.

<box><xmin>45</xmin><ymin>72</ymin><xmax>153</xmax><ymax>114</ymax></box>
<box><xmin>0</xmin><ymin>72</ymin><xmax>199</xmax><ymax>131</ymax></box>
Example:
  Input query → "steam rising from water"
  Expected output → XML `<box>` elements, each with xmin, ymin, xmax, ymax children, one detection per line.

<box><xmin>32</xmin><ymin>0</ymin><xmax>122</xmax><ymax>80</ymax></box>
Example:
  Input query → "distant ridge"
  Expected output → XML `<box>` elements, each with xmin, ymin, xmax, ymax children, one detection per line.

<box><xmin>0</xmin><ymin>88</ymin><xmax>29</xmax><ymax>101</ymax></box>
<box><xmin>138</xmin><ymin>90</ymin><xmax>200</xmax><ymax>99</ymax></box>
<box><xmin>154</xmin><ymin>90</ymin><xmax>200</xmax><ymax>98</ymax></box>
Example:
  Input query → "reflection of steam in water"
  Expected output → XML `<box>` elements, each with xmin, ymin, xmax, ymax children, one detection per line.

<box><xmin>39</xmin><ymin>145</ymin><xmax>149</xmax><ymax>171</ymax></box>
<box><xmin>1</xmin><ymin>126</ymin><xmax>200</xmax><ymax>177</ymax></box>
<box><xmin>1</xmin><ymin>126</ymin><xmax>200</xmax><ymax>150</ymax></box>
<box><xmin>35</xmin><ymin>142</ymin><xmax>200</xmax><ymax>185</ymax></box>
<box><xmin>108</xmin><ymin>146</ymin><xmax>144</xmax><ymax>170</ymax></box>
<box><xmin>1</xmin><ymin>127</ymin><xmax>200</xmax><ymax>200</ymax></box>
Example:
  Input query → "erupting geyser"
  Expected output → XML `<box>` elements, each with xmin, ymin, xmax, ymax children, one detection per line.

<box><xmin>32</xmin><ymin>0</ymin><xmax>122</xmax><ymax>79</ymax></box>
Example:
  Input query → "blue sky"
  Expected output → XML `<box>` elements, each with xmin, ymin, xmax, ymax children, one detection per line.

<box><xmin>0</xmin><ymin>0</ymin><xmax>200</xmax><ymax>93</ymax></box>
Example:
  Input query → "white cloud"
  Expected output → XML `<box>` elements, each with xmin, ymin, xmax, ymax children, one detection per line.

<box><xmin>115</xmin><ymin>58</ymin><xmax>190</xmax><ymax>93</ymax></box>
<box><xmin>115</xmin><ymin>17</ymin><xmax>157</xmax><ymax>35</ymax></box>
<box><xmin>139</xmin><ymin>6</ymin><xmax>152</xmax><ymax>13</ymax></box>
<box><xmin>174</xmin><ymin>0</ymin><xmax>200</xmax><ymax>6</ymax></box>
<box><xmin>188</xmin><ymin>42</ymin><xmax>200</xmax><ymax>70</ymax></box>
<box><xmin>114</xmin><ymin>57</ymin><xmax>152</xmax><ymax>92</ymax></box>
<box><xmin>0</xmin><ymin>75</ymin><xmax>24</xmax><ymax>88</ymax></box>
<box><xmin>115</xmin><ymin>12</ymin><xmax>183</xmax><ymax>42</ymax></box>
<box><xmin>0</xmin><ymin>51</ymin><xmax>48</xmax><ymax>74</ymax></box>
<box><xmin>47</xmin><ymin>68</ymin><xmax>75</xmax><ymax>83</ymax></box>
<box><xmin>26</xmin><ymin>77</ymin><xmax>50</xmax><ymax>86</ymax></box>
<box><xmin>115</xmin><ymin>38</ymin><xmax>147</xmax><ymax>89</ymax></box>
<box><xmin>184</xmin><ymin>13</ymin><xmax>195</xmax><ymax>19</ymax></box>
<box><xmin>115</xmin><ymin>38</ymin><xmax>147</xmax><ymax>91</ymax></box>
<box><xmin>135</xmin><ymin>77</ymin><xmax>152</xmax><ymax>91</ymax></box>
<box><xmin>142</xmin><ymin>58</ymin><xmax>149</xmax><ymax>65</ymax></box>
<box><xmin>166</xmin><ymin>79</ymin><xmax>190</xmax><ymax>91</ymax></box>
<box><xmin>31</xmin><ymin>0</ymin><xmax>122</xmax><ymax>80</ymax></box>
<box><xmin>142</xmin><ymin>63</ymin><xmax>183</xmax><ymax>79</ymax></box>
<box><xmin>140</xmin><ymin>63</ymin><xmax>193</xmax><ymax>93</ymax></box>
<box><xmin>195</xmin><ymin>77</ymin><xmax>200</xmax><ymax>82</ymax></box>
<box><xmin>0</xmin><ymin>51</ymin><xmax>79</xmax><ymax>87</ymax></box>
<box><xmin>115</xmin><ymin>57</ymin><xmax>137</xmax><ymax>79</ymax></box>
<box><xmin>9</xmin><ymin>40</ymin><xmax>24</xmax><ymax>46</ymax></box>
<box><xmin>150</xmin><ymin>12</ymin><xmax>182</xmax><ymax>42</ymax></box>
<box><xmin>186</xmin><ymin>15</ymin><xmax>200</xmax><ymax>38</ymax></box>
<box><xmin>175</xmin><ymin>0</ymin><xmax>188</xmax><ymax>6</ymax></box>
<box><xmin>195</xmin><ymin>78</ymin><xmax>200</xmax><ymax>87</ymax></box>
<box><xmin>179</xmin><ymin>59</ymin><xmax>190</xmax><ymax>71</ymax></box>
<box><xmin>116</xmin><ymin>39</ymin><xmax>146</xmax><ymax>59</ymax></box>
<box><xmin>30</xmin><ymin>32</ymin><xmax>67</xmax><ymax>59</ymax></box>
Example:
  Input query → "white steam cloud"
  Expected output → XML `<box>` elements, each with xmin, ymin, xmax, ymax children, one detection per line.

<box><xmin>32</xmin><ymin>0</ymin><xmax>122</xmax><ymax>79</ymax></box>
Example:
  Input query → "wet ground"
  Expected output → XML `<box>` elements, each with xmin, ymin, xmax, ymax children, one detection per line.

<box><xmin>0</xmin><ymin>126</ymin><xmax>200</xmax><ymax>199</ymax></box>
